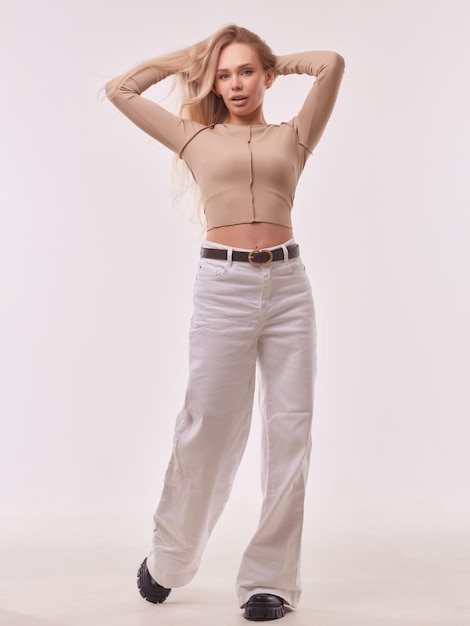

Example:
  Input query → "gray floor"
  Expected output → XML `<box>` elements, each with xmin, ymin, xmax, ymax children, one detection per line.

<box><xmin>1</xmin><ymin>511</ymin><xmax>469</xmax><ymax>626</ymax></box>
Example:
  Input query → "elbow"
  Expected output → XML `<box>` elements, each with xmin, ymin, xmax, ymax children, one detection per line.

<box><xmin>104</xmin><ymin>77</ymin><xmax>120</xmax><ymax>100</ymax></box>
<box><xmin>331</xmin><ymin>52</ymin><xmax>345</xmax><ymax>73</ymax></box>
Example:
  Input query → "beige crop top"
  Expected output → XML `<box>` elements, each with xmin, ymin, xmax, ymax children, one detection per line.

<box><xmin>105</xmin><ymin>51</ymin><xmax>345</xmax><ymax>230</ymax></box>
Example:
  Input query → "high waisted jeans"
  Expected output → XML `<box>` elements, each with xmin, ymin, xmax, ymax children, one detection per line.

<box><xmin>146</xmin><ymin>239</ymin><xmax>316</xmax><ymax>607</ymax></box>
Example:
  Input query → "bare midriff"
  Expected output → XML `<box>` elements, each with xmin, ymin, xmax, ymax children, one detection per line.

<box><xmin>206</xmin><ymin>222</ymin><xmax>294</xmax><ymax>250</ymax></box>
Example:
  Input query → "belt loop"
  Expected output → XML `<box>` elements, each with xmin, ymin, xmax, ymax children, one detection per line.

<box><xmin>281</xmin><ymin>243</ymin><xmax>289</xmax><ymax>263</ymax></box>
<box><xmin>227</xmin><ymin>247</ymin><xmax>233</xmax><ymax>267</ymax></box>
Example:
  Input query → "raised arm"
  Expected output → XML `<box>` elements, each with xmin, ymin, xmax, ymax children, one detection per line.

<box><xmin>275</xmin><ymin>51</ymin><xmax>345</xmax><ymax>153</ymax></box>
<box><xmin>105</xmin><ymin>50</ymin><xmax>203</xmax><ymax>154</ymax></box>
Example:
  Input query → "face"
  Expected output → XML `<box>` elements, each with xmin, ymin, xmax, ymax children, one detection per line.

<box><xmin>213</xmin><ymin>42</ymin><xmax>274</xmax><ymax>125</ymax></box>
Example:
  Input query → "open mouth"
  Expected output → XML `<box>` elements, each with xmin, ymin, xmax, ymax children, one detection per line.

<box><xmin>231</xmin><ymin>96</ymin><xmax>247</xmax><ymax>101</ymax></box>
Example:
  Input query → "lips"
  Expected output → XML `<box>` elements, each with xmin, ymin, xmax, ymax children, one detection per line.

<box><xmin>231</xmin><ymin>95</ymin><xmax>247</xmax><ymax>101</ymax></box>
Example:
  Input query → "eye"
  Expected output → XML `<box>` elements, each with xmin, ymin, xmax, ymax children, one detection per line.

<box><xmin>218</xmin><ymin>73</ymin><xmax>229</xmax><ymax>80</ymax></box>
<box><xmin>242</xmin><ymin>69</ymin><xmax>253</xmax><ymax>75</ymax></box>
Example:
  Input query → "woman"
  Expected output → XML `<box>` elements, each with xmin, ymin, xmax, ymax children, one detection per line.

<box><xmin>105</xmin><ymin>24</ymin><xmax>344</xmax><ymax>622</ymax></box>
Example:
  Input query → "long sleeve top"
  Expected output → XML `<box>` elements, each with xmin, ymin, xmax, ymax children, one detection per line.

<box><xmin>105</xmin><ymin>51</ymin><xmax>345</xmax><ymax>230</ymax></box>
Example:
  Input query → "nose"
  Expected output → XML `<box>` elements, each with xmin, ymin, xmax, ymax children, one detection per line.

<box><xmin>230</xmin><ymin>74</ymin><xmax>242</xmax><ymax>90</ymax></box>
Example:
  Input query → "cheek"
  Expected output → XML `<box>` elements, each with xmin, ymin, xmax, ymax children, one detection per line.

<box><xmin>215</xmin><ymin>80</ymin><xmax>225</xmax><ymax>94</ymax></box>
<box><xmin>254</xmin><ymin>81</ymin><xmax>266</xmax><ymax>99</ymax></box>
<box><xmin>220</xmin><ymin>85</ymin><xmax>232</xmax><ymax>100</ymax></box>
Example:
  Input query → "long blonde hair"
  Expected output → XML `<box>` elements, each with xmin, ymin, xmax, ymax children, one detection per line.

<box><xmin>108</xmin><ymin>25</ymin><xmax>276</xmax><ymax>225</ymax></box>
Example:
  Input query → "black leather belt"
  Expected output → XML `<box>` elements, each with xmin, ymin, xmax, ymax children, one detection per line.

<box><xmin>201</xmin><ymin>244</ymin><xmax>299</xmax><ymax>266</ymax></box>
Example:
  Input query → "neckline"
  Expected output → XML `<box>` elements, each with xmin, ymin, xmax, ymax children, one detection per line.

<box><xmin>220</xmin><ymin>122</ymin><xmax>270</xmax><ymax>128</ymax></box>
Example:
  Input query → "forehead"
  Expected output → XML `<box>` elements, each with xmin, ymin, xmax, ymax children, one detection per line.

<box><xmin>217</xmin><ymin>42</ymin><xmax>261</xmax><ymax>69</ymax></box>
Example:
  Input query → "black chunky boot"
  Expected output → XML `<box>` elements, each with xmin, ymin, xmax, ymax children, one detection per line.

<box><xmin>244</xmin><ymin>594</ymin><xmax>286</xmax><ymax>621</ymax></box>
<box><xmin>137</xmin><ymin>558</ymin><xmax>171</xmax><ymax>604</ymax></box>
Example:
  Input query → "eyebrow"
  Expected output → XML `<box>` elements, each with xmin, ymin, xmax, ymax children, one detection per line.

<box><xmin>216</xmin><ymin>63</ymin><xmax>254</xmax><ymax>72</ymax></box>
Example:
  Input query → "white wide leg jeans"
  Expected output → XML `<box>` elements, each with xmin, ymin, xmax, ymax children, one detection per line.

<box><xmin>146</xmin><ymin>239</ymin><xmax>316</xmax><ymax>608</ymax></box>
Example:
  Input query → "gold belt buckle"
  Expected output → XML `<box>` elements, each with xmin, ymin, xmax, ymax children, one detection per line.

<box><xmin>248</xmin><ymin>249</ymin><xmax>274</xmax><ymax>266</ymax></box>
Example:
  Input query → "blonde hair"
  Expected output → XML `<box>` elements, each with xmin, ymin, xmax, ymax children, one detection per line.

<box><xmin>108</xmin><ymin>25</ymin><xmax>276</xmax><ymax>226</ymax></box>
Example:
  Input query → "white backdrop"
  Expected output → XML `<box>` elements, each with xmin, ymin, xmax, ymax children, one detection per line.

<box><xmin>1</xmin><ymin>0</ymin><xmax>469</xmax><ymax>540</ymax></box>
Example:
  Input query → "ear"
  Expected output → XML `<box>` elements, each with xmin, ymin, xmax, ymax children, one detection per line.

<box><xmin>212</xmin><ymin>85</ymin><xmax>221</xmax><ymax>97</ymax></box>
<box><xmin>265</xmin><ymin>67</ymin><xmax>275</xmax><ymax>89</ymax></box>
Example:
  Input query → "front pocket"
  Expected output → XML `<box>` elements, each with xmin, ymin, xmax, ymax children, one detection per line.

<box><xmin>289</xmin><ymin>261</ymin><xmax>306</xmax><ymax>273</ymax></box>
<box><xmin>196</xmin><ymin>260</ymin><xmax>227</xmax><ymax>279</ymax></box>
